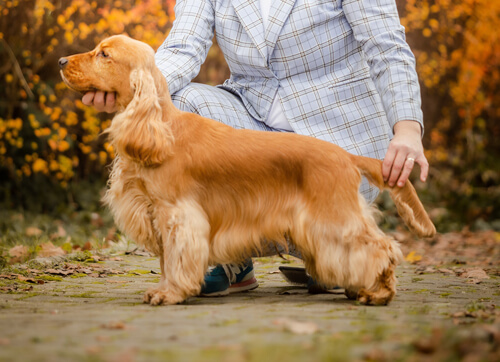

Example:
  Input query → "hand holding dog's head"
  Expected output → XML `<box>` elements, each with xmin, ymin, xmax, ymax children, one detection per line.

<box><xmin>59</xmin><ymin>35</ymin><xmax>158</xmax><ymax>110</ymax></box>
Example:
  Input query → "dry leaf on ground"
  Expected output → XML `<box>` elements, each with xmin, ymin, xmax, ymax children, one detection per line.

<box><xmin>460</xmin><ymin>268</ymin><xmax>490</xmax><ymax>280</ymax></box>
<box><xmin>8</xmin><ymin>245</ymin><xmax>30</xmax><ymax>263</ymax></box>
<box><xmin>38</xmin><ymin>242</ymin><xmax>66</xmax><ymax>258</ymax></box>
<box><xmin>273</xmin><ymin>318</ymin><xmax>319</xmax><ymax>335</ymax></box>
<box><xmin>25</xmin><ymin>227</ymin><xmax>42</xmax><ymax>237</ymax></box>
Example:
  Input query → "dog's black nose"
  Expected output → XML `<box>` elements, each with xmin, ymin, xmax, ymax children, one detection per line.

<box><xmin>58</xmin><ymin>58</ymin><xmax>68</xmax><ymax>69</ymax></box>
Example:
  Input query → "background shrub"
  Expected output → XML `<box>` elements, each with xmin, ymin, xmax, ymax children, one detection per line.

<box><xmin>0</xmin><ymin>0</ymin><xmax>498</xmax><ymax>229</ymax></box>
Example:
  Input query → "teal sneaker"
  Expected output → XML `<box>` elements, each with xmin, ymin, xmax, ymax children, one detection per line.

<box><xmin>200</xmin><ymin>259</ymin><xmax>258</xmax><ymax>297</ymax></box>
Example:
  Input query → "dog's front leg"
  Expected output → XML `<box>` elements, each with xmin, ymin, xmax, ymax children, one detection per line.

<box><xmin>143</xmin><ymin>255</ymin><xmax>170</xmax><ymax>304</ymax></box>
<box><xmin>143</xmin><ymin>201</ymin><xmax>210</xmax><ymax>306</ymax></box>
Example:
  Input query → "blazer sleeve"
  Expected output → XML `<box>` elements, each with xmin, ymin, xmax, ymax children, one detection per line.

<box><xmin>342</xmin><ymin>0</ymin><xmax>423</xmax><ymax>134</ymax></box>
<box><xmin>155</xmin><ymin>0</ymin><xmax>215</xmax><ymax>95</ymax></box>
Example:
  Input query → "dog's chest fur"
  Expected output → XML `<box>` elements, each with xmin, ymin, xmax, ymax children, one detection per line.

<box><xmin>104</xmin><ymin>157</ymin><xmax>167</xmax><ymax>255</ymax></box>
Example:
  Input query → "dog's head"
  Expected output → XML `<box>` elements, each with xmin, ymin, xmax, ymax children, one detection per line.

<box><xmin>59</xmin><ymin>35</ymin><xmax>160</xmax><ymax>110</ymax></box>
<box><xmin>60</xmin><ymin>35</ymin><xmax>174</xmax><ymax>167</ymax></box>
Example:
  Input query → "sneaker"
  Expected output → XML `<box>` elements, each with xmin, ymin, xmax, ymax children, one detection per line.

<box><xmin>279</xmin><ymin>266</ymin><xmax>344</xmax><ymax>294</ymax></box>
<box><xmin>307</xmin><ymin>277</ymin><xmax>344</xmax><ymax>294</ymax></box>
<box><xmin>200</xmin><ymin>258</ymin><xmax>258</xmax><ymax>297</ymax></box>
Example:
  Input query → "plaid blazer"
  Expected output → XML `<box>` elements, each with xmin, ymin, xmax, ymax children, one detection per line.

<box><xmin>155</xmin><ymin>0</ymin><xmax>423</xmax><ymax>160</ymax></box>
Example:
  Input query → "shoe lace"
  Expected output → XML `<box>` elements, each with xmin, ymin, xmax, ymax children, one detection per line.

<box><xmin>221</xmin><ymin>263</ymin><xmax>242</xmax><ymax>284</ymax></box>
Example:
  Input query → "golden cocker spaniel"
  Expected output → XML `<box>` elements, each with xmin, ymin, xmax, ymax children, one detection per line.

<box><xmin>59</xmin><ymin>35</ymin><xmax>436</xmax><ymax>306</ymax></box>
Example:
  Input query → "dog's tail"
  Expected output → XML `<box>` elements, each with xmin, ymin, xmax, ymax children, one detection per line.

<box><xmin>351</xmin><ymin>154</ymin><xmax>436</xmax><ymax>238</ymax></box>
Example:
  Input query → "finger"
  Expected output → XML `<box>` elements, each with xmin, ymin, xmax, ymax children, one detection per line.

<box><xmin>93</xmin><ymin>91</ymin><xmax>107</xmax><ymax>111</ymax></box>
<box><xmin>417</xmin><ymin>154</ymin><xmax>429</xmax><ymax>182</ymax></box>
<box><xmin>397</xmin><ymin>156</ymin><xmax>415</xmax><ymax>187</ymax></box>
<box><xmin>382</xmin><ymin>146</ymin><xmax>397</xmax><ymax>182</ymax></box>
<box><xmin>388</xmin><ymin>151</ymin><xmax>407</xmax><ymax>187</ymax></box>
<box><xmin>105</xmin><ymin>92</ymin><xmax>116</xmax><ymax>113</ymax></box>
<box><xmin>82</xmin><ymin>92</ymin><xmax>95</xmax><ymax>106</ymax></box>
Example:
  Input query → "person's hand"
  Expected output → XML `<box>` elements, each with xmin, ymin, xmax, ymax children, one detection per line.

<box><xmin>82</xmin><ymin>91</ymin><xmax>117</xmax><ymax>113</ymax></box>
<box><xmin>382</xmin><ymin>120</ymin><xmax>429</xmax><ymax>187</ymax></box>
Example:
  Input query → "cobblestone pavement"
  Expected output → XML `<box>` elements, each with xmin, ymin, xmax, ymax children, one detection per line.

<box><xmin>0</xmin><ymin>253</ymin><xmax>499</xmax><ymax>362</ymax></box>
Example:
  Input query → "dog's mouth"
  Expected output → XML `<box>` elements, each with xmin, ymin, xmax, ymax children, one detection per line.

<box><xmin>60</xmin><ymin>71</ymin><xmax>98</xmax><ymax>94</ymax></box>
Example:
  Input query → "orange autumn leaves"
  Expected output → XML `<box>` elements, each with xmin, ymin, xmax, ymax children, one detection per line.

<box><xmin>0</xmin><ymin>0</ymin><xmax>498</xmax><ymax>204</ymax></box>
<box><xmin>402</xmin><ymin>0</ymin><xmax>500</xmax><ymax>165</ymax></box>
<box><xmin>0</xmin><ymin>0</ymin><xmax>176</xmax><ymax>187</ymax></box>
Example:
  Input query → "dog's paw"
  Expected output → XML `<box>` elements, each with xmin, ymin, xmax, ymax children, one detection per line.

<box><xmin>357</xmin><ymin>288</ymin><xmax>393</xmax><ymax>306</ymax></box>
<box><xmin>143</xmin><ymin>287</ymin><xmax>185</xmax><ymax>305</ymax></box>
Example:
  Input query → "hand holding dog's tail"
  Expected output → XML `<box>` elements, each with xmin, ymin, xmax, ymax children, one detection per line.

<box><xmin>351</xmin><ymin>155</ymin><xmax>436</xmax><ymax>238</ymax></box>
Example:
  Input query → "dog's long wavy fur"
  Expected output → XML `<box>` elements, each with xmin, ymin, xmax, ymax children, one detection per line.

<box><xmin>60</xmin><ymin>35</ymin><xmax>436</xmax><ymax>306</ymax></box>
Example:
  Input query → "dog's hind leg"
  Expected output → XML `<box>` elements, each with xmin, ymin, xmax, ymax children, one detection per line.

<box><xmin>356</xmin><ymin>260</ymin><xmax>398</xmax><ymax>306</ymax></box>
<box><xmin>144</xmin><ymin>199</ymin><xmax>210</xmax><ymax>305</ymax></box>
<box><xmin>293</xmin><ymin>220</ymin><xmax>403</xmax><ymax>306</ymax></box>
<box><xmin>344</xmin><ymin>233</ymin><xmax>403</xmax><ymax>306</ymax></box>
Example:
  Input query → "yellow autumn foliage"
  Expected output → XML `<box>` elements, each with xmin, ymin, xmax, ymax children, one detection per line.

<box><xmin>0</xmin><ymin>0</ymin><xmax>498</xmax><ymax>225</ymax></box>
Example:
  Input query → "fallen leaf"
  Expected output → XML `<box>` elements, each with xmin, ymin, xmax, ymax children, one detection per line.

<box><xmin>465</xmin><ymin>278</ymin><xmax>482</xmax><ymax>284</ymax></box>
<box><xmin>412</xmin><ymin>328</ymin><xmax>442</xmax><ymax>354</ymax></box>
<box><xmin>481</xmin><ymin>325</ymin><xmax>500</xmax><ymax>344</ymax></box>
<box><xmin>8</xmin><ymin>245</ymin><xmax>30</xmax><ymax>263</ymax></box>
<box><xmin>101</xmin><ymin>321</ymin><xmax>127</xmax><ymax>330</ymax></box>
<box><xmin>86</xmin><ymin>345</ymin><xmax>102</xmax><ymax>355</ymax></box>
<box><xmin>405</xmin><ymin>251</ymin><xmax>423</xmax><ymax>264</ymax></box>
<box><xmin>273</xmin><ymin>318</ymin><xmax>319</xmax><ymax>335</ymax></box>
<box><xmin>45</xmin><ymin>269</ymin><xmax>73</xmax><ymax>276</ymax></box>
<box><xmin>437</xmin><ymin>268</ymin><xmax>455</xmax><ymax>275</ymax></box>
<box><xmin>460</xmin><ymin>268</ymin><xmax>490</xmax><ymax>279</ymax></box>
<box><xmin>17</xmin><ymin>275</ymin><xmax>37</xmax><ymax>283</ymax></box>
<box><xmin>363</xmin><ymin>348</ymin><xmax>386</xmax><ymax>361</ymax></box>
<box><xmin>50</xmin><ymin>225</ymin><xmax>67</xmax><ymax>239</ymax></box>
<box><xmin>0</xmin><ymin>274</ymin><xmax>16</xmax><ymax>280</ymax></box>
<box><xmin>415</xmin><ymin>266</ymin><xmax>436</xmax><ymax>275</ymax></box>
<box><xmin>25</xmin><ymin>227</ymin><xmax>42</xmax><ymax>237</ymax></box>
<box><xmin>125</xmin><ymin>248</ymin><xmax>152</xmax><ymax>257</ymax></box>
<box><xmin>38</xmin><ymin>242</ymin><xmax>66</xmax><ymax>258</ymax></box>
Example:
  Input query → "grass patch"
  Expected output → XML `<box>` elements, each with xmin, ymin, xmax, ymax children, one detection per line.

<box><xmin>69</xmin><ymin>273</ymin><xmax>88</xmax><ymax>278</ymax></box>
<box><xmin>38</xmin><ymin>275</ymin><xmax>64</xmax><ymax>282</ymax></box>
<box><xmin>412</xmin><ymin>289</ymin><xmax>429</xmax><ymax>294</ymax></box>
<box><xmin>68</xmin><ymin>291</ymin><xmax>97</xmax><ymax>298</ymax></box>
<box><xmin>16</xmin><ymin>292</ymin><xmax>41</xmax><ymax>300</ymax></box>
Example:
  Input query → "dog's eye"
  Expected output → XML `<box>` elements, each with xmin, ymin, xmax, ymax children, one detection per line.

<box><xmin>98</xmin><ymin>50</ymin><xmax>109</xmax><ymax>58</ymax></box>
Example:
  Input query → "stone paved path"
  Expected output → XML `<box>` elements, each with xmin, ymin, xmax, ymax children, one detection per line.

<box><xmin>0</xmin><ymin>254</ymin><xmax>499</xmax><ymax>362</ymax></box>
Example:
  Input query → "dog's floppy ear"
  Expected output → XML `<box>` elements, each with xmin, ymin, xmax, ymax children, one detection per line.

<box><xmin>109</xmin><ymin>68</ymin><xmax>173</xmax><ymax>167</ymax></box>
